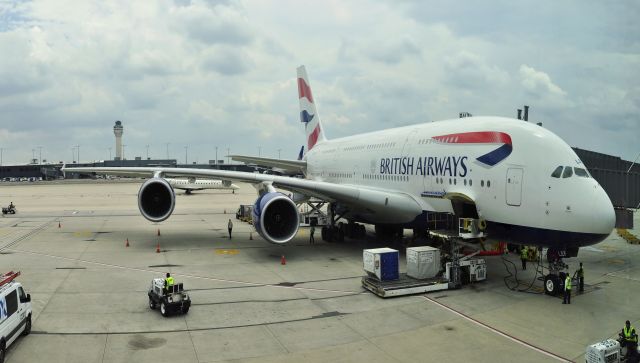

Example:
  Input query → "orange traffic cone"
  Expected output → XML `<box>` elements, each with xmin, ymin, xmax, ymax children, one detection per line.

<box><xmin>125</xmin><ymin>238</ymin><xmax>130</xmax><ymax>247</ymax></box>
<box><xmin>280</xmin><ymin>255</ymin><xmax>286</xmax><ymax>265</ymax></box>
<box><xmin>249</xmin><ymin>232</ymin><xmax>253</xmax><ymax>240</ymax></box>
<box><xmin>156</xmin><ymin>242</ymin><xmax>160</xmax><ymax>253</ymax></box>
<box><xmin>157</xmin><ymin>229</ymin><xmax>161</xmax><ymax>236</ymax></box>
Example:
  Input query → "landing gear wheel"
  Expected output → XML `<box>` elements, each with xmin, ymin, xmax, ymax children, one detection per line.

<box><xmin>160</xmin><ymin>301</ymin><xmax>169</xmax><ymax>317</ymax></box>
<box><xmin>149</xmin><ymin>298</ymin><xmax>156</xmax><ymax>310</ymax></box>
<box><xmin>544</xmin><ymin>274</ymin><xmax>559</xmax><ymax>296</ymax></box>
<box><xmin>22</xmin><ymin>315</ymin><xmax>31</xmax><ymax>336</ymax></box>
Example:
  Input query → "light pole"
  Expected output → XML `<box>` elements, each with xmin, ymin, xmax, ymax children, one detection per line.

<box><xmin>71</xmin><ymin>147</ymin><xmax>75</xmax><ymax>163</ymax></box>
<box><xmin>227</xmin><ymin>147</ymin><xmax>230</xmax><ymax>165</ymax></box>
<box><xmin>38</xmin><ymin>146</ymin><xmax>42</xmax><ymax>164</ymax></box>
<box><xmin>258</xmin><ymin>146</ymin><xmax>261</xmax><ymax>157</ymax></box>
<box><xmin>184</xmin><ymin>146</ymin><xmax>188</xmax><ymax>164</ymax></box>
<box><xmin>75</xmin><ymin>145</ymin><xmax>80</xmax><ymax>164</ymax></box>
<box><xmin>215</xmin><ymin>146</ymin><xmax>218</xmax><ymax>166</ymax></box>
<box><xmin>146</xmin><ymin>145</ymin><xmax>150</xmax><ymax>160</ymax></box>
<box><xmin>165</xmin><ymin>143</ymin><xmax>170</xmax><ymax>159</ymax></box>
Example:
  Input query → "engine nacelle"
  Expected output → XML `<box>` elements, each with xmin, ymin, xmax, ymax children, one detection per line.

<box><xmin>252</xmin><ymin>192</ymin><xmax>299</xmax><ymax>244</ymax></box>
<box><xmin>138</xmin><ymin>178</ymin><xmax>176</xmax><ymax>222</ymax></box>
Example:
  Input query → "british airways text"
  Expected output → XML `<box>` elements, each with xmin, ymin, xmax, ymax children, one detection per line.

<box><xmin>379</xmin><ymin>156</ymin><xmax>468</xmax><ymax>177</ymax></box>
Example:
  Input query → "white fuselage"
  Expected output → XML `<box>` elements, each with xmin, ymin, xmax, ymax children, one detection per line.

<box><xmin>305</xmin><ymin>116</ymin><xmax>614</xmax><ymax>245</ymax></box>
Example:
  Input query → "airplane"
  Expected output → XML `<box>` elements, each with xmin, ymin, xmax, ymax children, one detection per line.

<box><xmin>165</xmin><ymin>177</ymin><xmax>239</xmax><ymax>194</ymax></box>
<box><xmin>65</xmin><ymin>65</ymin><xmax>615</xmax><ymax>261</ymax></box>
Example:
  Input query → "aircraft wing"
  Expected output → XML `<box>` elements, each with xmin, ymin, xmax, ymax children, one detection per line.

<box><xmin>64</xmin><ymin>166</ymin><xmax>423</xmax><ymax>223</ymax></box>
<box><xmin>230</xmin><ymin>155</ymin><xmax>306</xmax><ymax>174</ymax></box>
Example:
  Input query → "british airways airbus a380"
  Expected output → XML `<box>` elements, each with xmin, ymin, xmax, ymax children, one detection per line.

<box><xmin>65</xmin><ymin>66</ymin><xmax>615</xmax><ymax>257</ymax></box>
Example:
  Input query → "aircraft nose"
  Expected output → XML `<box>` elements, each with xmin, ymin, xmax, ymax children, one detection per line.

<box><xmin>592</xmin><ymin>185</ymin><xmax>615</xmax><ymax>234</ymax></box>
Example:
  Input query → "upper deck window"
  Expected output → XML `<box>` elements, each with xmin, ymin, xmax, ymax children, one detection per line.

<box><xmin>562</xmin><ymin>166</ymin><xmax>573</xmax><ymax>178</ymax></box>
<box><xmin>574</xmin><ymin>167</ymin><xmax>590</xmax><ymax>178</ymax></box>
<box><xmin>551</xmin><ymin>166</ymin><xmax>563</xmax><ymax>178</ymax></box>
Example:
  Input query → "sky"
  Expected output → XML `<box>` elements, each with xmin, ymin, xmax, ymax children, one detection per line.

<box><xmin>0</xmin><ymin>0</ymin><xmax>638</xmax><ymax>165</ymax></box>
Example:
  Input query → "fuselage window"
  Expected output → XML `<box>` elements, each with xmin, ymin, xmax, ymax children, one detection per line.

<box><xmin>464</xmin><ymin>179</ymin><xmax>467</xmax><ymax>186</ymax></box>
<box><xmin>469</xmin><ymin>179</ymin><xmax>472</xmax><ymax>186</ymax></box>
<box><xmin>454</xmin><ymin>179</ymin><xmax>457</xmax><ymax>185</ymax></box>
<box><xmin>551</xmin><ymin>166</ymin><xmax>563</xmax><ymax>178</ymax></box>
<box><xmin>562</xmin><ymin>166</ymin><xmax>573</xmax><ymax>178</ymax></box>
<box><xmin>574</xmin><ymin>167</ymin><xmax>589</xmax><ymax>178</ymax></box>
<box><xmin>481</xmin><ymin>180</ymin><xmax>484</xmax><ymax>187</ymax></box>
<box><xmin>487</xmin><ymin>180</ymin><xmax>491</xmax><ymax>188</ymax></box>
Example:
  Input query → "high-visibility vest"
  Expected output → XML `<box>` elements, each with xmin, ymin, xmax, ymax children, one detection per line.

<box><xmin>165</xmin><ymin>276</ymin><xmax>174</xmax><ymax>287</ymax></box>
<box><xmin>624</xmin><ymin>326</ymin><xmax>638</xmax><ymax>342</ymax></box>
<box><xmin>565</xmin><ymin>276</ymin><xmax>572</xmax><ymax>290</ymax></box>
<box><xmin>521</xmin><ymin>247</ymin><xmax>528</xmax><ymax>259</ymax></box>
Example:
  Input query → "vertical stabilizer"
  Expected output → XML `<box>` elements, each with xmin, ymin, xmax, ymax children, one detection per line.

<box><xmin>297</xmin><ymin>66</ymin><xmax>327</xmax><ymax>151</ymax></box>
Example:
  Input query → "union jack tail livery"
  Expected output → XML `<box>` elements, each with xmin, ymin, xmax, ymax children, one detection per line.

<box><xmin>297</xmin><ymin>65</ymin><xmax>326</xmax><ymax>151</ymax></box>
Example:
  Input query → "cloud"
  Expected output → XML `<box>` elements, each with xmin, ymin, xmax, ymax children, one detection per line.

<box><xmin>444</xmin><ymin>51</ymin><xmax>509</xmax><ymax>88</ymax></box>
<box><xmin>201</xmin><ymin>47</ymin><xmax>252</xmax><ymax>75</ymax></box>
<box><xmin>0</xmin><ymin>0</ymin><xmax>636</xmax><ymax>164</ymax></box>
<box><xmin>519</xmin><ymin>64</ymin><xmax>566</xmax><ymax>97</ymax></box>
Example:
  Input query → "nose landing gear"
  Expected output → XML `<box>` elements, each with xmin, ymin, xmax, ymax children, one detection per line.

<box><xmin>543</xmin><ymin>249</ymin><xmax>569</xmax><ymax>296</ymax></box>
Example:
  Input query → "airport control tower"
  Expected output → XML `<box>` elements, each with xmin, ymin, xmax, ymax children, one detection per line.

<box><xmin>113</xmin><ymin>120</ymin><xmax>123</xmax><ymax>160</ymax></box>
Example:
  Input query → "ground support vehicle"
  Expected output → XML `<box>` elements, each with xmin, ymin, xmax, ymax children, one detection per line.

<box><xmin>1</xmin><ymin>206</ymin><xmax>15</xmax><ymax>215</ymax></box>
<box><xmin>147</xmin><ymin>278</ymin><xmax>190</xmax><ymax>317</ymax></box>
<box><xmin>0</xmin><ymin>271</ymin><xmax>32</xmax><ymax>363</ymax></box>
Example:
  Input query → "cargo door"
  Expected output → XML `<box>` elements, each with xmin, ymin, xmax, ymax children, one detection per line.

<box><xmin>506</xmin><ymin>168</ymin><xmax>523</xmax><ymax>206</ymax></box>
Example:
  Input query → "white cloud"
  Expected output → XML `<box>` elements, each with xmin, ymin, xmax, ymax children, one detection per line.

<box><xmin>519</xmin><ymin>64</ymin><xmax>566</xmax><ymax>97</ymax></box>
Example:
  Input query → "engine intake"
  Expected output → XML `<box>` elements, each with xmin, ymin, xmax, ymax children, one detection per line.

<box><xmin>252</xmin><ymin>192</ymin><xmax>299</xmax><ymax>244</ymax></box>
<box><xmin>138</xmin><ymin>178</ymin><xmax>176</xmax><ymax>222</ymax></box>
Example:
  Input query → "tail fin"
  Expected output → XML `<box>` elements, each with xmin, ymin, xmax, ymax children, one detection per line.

<box><xmin>297</xmin><ymin>65</ymin><xmax>326</xmax><ymax>151</ymax></box>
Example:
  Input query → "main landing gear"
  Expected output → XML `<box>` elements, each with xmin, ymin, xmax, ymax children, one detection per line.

<box><xmin>320</xmin><ymin>203</ymin><xmax>366</xmax><ymax>242</ymax></box>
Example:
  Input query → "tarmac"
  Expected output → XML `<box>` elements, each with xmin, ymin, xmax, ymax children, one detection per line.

<box><xmin>0</xmin><ymin>180</ymin><xmax>638</xmax><ymax>363</ymax></box>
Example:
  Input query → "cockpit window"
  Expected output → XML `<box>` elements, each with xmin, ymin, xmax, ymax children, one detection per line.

<box><xmin>574</xmin><ymin>167</ymin><xmax>589</xmax><ymax>178</ymax></box>
<box><xmin>551</xmin><ymin>166</ymin><xmax>563</xmax><ymax>178</ymax></box>
<box><xmin>562</xmin><ymin>166</ymin><xmax>573</xmax><ymax>178</ymax></box>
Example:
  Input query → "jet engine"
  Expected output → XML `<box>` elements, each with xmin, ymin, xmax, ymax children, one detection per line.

<box><xmin>252</xmin><ymin>192</ymin><xmax>299</xmax><ymax>244</ymax></box>
<box><xmin>138</xmin><ymin>178</ymin><xmax>176</xmax><ymax>222</ymax></box>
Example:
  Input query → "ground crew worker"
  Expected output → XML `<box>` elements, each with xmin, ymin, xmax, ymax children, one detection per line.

<box><xmin>228</xmin><ymin>219</ymin><xmax>233</xmax><ymax>239</ymax></box>
<box><xmin>309</xmin><ymin>224</ymin><xmax>315</xmax><ymax>244</ymax></box>
<box><xmin>577</xmin><ymin>262</ymin><xmax>584</xmax><ymax>293</ymax></box>
<box><xmin>562</xmin><ymin>273</ymin><xmax>572</xmax><ymax>304</ymax></box>
<box><xmin>520</xmin><ymin>246</ymin><xmax>528</xmax><ymax>270</ymax></box>
<box><xmin>164</xmin><ymin>272</ymin><xmax>174</xmax><ymax>294</ymax></box>
<box><xmin>620</xmin><ymin>320</ymin><xmax>638</xmax><ymax>360</ymax></box>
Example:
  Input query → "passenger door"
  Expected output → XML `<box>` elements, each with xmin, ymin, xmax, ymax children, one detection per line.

<box><xmin>506</xmin><ymin>168</ymin><xmax>524</xmax><ymax>206</ymax></box>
